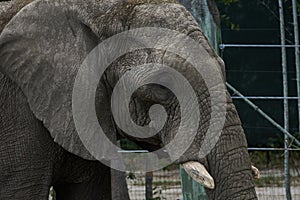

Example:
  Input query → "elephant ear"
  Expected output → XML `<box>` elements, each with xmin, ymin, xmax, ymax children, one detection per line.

<box><xmin>0</xmin><ymin>0</ymin><xmax>111</xmax><ymax>160</ymax></box>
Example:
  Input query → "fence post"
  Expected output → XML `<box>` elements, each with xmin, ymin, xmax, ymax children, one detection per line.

<box><xmin>180</xmin><ymin>166</ymin><xmax>208</xmax><ymax>200</ymax></box>
<box><xmin>145</xmin><ymin>171</ymin><xmax>153</xmax><ymax>200</ymax></box>
<box><xmin>291</xmin><ymin>0</ymin><xmax>300</xmax><ymax>132</ymax></box>
<box><xmin>278</xmin><ymin>0</ymin><xmax>292</xmax><ymax>199</ymax></box>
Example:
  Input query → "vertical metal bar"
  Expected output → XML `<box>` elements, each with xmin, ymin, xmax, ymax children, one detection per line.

<box><xmin>145</xmin><ymin>158</ymin><xmax>153</xmax><ymax>200</ymax></box>
<box><xmin>278</xmin><ymin>0</ymin><xmax>292</xmax><ymax>199</ymax></box>
<box><xmin>145</xmin><ymin>171</ymin><xmax>153</xmax><ymax>200</ymax></box>
<box><xmin>292</xmin><ymin>0</ymin><xmax>300</xmax><ymax>131</ymax></box>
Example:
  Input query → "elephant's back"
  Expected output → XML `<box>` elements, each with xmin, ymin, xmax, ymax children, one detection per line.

<box><xmin>0</xmin><ymin>0</ymin><xmax>34</xmax><ymax>34</ymax></box>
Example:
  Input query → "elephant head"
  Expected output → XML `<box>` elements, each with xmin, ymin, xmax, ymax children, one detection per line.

<box><xmin>0</xmin><ymin>0</ymin><xmax>257</xmax><ymax>199</ymax></box>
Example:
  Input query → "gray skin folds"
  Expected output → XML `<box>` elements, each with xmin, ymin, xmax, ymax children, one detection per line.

<box><xmin>0</xmin><ymin>0</ymin><xmax>258</xmax><ymax>199</ymax></box>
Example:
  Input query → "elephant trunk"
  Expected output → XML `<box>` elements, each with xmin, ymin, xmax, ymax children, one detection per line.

<box><xmin>201</xmin><ymin>93</ymin><xmax>257</xmax><ymax>199</ymax></box>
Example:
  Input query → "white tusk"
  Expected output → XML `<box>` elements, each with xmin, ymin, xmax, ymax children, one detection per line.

<box><xmin>183</xmin><ymin>161</ymin><xmax>215</xmax><ymax>189</ymax></box>
<box><xmin>251</xmin><ymin>165</ymin><xmax>260</xmax><ymax>179</ymax></box>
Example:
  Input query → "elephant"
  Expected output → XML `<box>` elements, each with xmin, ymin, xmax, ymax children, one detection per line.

<box><xmin>0</xmin><ymin>0</ymin><xmax>258</xmax><ymax>199</ymax></box>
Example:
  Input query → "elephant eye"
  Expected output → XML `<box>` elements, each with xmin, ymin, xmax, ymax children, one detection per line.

<box><xmin>151</xmin><ymin>84</ymin><xmax>174</xmax><ymax>102</ymax></box>
<box><xmin>136</xmin><ymin>84</ymin><xmax>174</xmax><ymax>103</ymax></box>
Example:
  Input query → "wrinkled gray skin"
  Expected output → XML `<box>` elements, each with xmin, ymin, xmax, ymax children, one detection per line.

<box><xmin>0</xmin><ymin>0</ymin><xmax>257</xmax><ymax>199</ymax></box>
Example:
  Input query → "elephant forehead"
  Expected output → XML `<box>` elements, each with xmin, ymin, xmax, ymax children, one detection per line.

<box><xmin>109</xmin><ymin>0</ymin><xmax>185</xmax><ymax>25</ymax></box>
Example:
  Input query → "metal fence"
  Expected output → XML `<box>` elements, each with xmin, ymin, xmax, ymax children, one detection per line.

<box><xmin>249</xmin><ymin>150</ymin><xmax>300</xmax><ymax>200</ymax></box>
<box><xmin>126</xmin><ymin>166</ymin><xmax>182</xmax><ymax>200</ymax></box>
<box><xmin>126</xmin><ymin>150</ymin><xmax>300</xmax><ymax>200</ymax></box>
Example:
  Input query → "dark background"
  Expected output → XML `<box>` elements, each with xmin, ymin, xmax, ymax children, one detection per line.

<box><xmin>216</xmin><ymin>0</ymin><xmax>300</xmax><ymax>147</ymax></box>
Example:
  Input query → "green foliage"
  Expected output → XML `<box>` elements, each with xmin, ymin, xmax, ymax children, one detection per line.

<box><xmin>217</xmin><ymin>0</ymin><xmax>240</xmax><ymax>30</ymax></box>
<box><xmin>286</xmin><ymin>0</ymin><xmax>300</xmax><ymax>12</ymax></box>
<box><xmin>217</xmin><ymin>0</ymin><xmax>239</xmax><ymax>6</ymax></box>
<box><xmin>50</xmin><ymin>187</ymin><xmax>56</xmax><ymax>200</ymax></box>
<box><xmin>250</xmin><ymin>151</ymin><xmax>283</xmax><ymax>169</ymax></box>
<box><xmin>126</xmin><ymin>171</ymin><xmax>137</xmax><ymax>180</ymax></box>
<box><xmin>220</xmin><ymin>14</ymin><xmax>240</xmax><ymax>30</ymax></box>
<box><xmin>120</xmin><ymin>138</ymin><xmax>143</xmax><ymax>150</ymax></box>
<box><xmin>254</xmin><ymin>176</ymin><xmax>283</xmax><ymax>187</ymax></box>
<box><xmin>150</xmin><ymin>186</ymin><xmax>167</xmax><ymax>200</ymax></box>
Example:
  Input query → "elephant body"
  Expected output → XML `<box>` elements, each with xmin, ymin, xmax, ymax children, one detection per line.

<box><xmin>0</xmin><ymin>70</ymin><xmax>113</xmax><ymax>199</ymax></box>
<box><xmin>0</xmin><ymin>1</ymin><xmax>127</xmax><ymax>199</ymax></box>
<box><xmin>0</xmin><ymin>0</ymin><xmax>257</xmax><ymax>199</ymax></box>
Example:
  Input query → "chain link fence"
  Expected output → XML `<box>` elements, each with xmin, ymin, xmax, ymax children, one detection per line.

<box><xmin>251</xmin><ymin>150</ymin><xmax>300</xmax><ymax>200</ymax></box>
<box><xmin>125</xmin><ymin>150</ymin><xmax>300</xmax><ymax>200</ymax></box>
<box><xmin>127</xmin><ymin>165</ymin><xmax>182</xmax><ymax>200</ymax></box>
